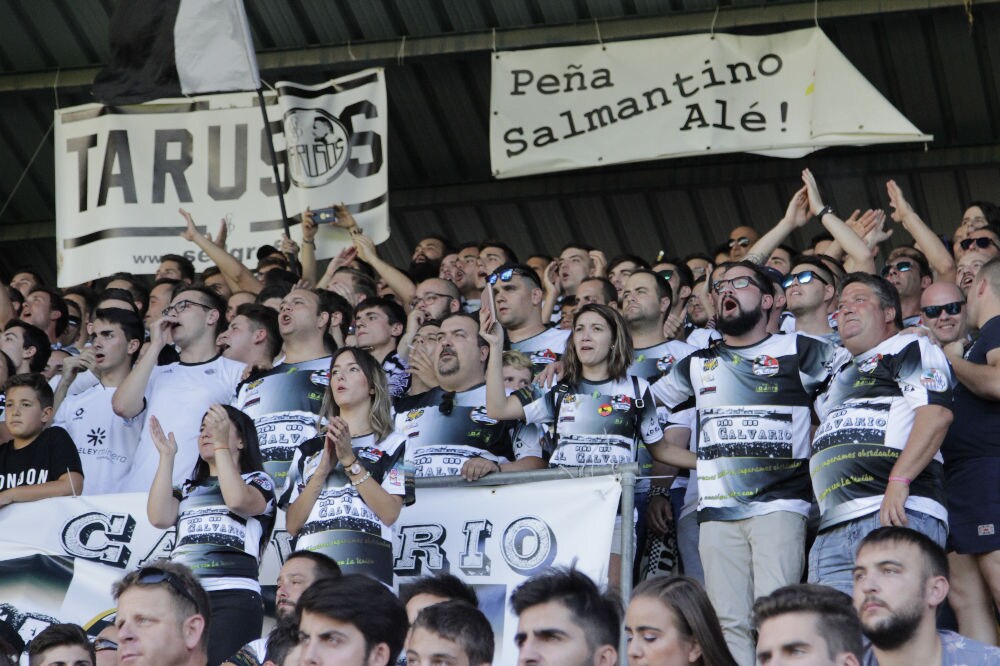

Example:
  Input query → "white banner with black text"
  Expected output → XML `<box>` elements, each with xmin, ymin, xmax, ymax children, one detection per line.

<box><xmin>54</xmin><ymin>69</ymin><xmax>388</xmax><ymax>287</ymax></box>
<box><xmin>490</xmin><ymin>27</ymin><xmax>931</xmax><ymax>178</ymax></box>
<box><xmin>0</xmin><ymin>475</ymin><xmax>619</xmax><ymax>666</ymax></box>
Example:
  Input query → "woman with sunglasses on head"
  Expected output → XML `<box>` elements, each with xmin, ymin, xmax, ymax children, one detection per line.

<box><xmin>625</xmin><ymin>576</ymin><xmax>737</xmax><ymax>666</ymax></box>
<box><xmin>482</xmin><ymin>302</ymin><xmax>695</xmax><ymax>588</ymax></box>
<box><xmin>147</xmin><ymin>404</ymin><xmax>275</xmax><ymax>666</ymax></box>
<box><xmin>282</xmin><ymin>347</ymin><xmax>413</xmax><ymax>586</ymax></box>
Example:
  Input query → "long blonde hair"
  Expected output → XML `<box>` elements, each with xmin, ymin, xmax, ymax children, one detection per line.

<box><xmin>318</xmin><ymin>347</ymin><xmax>393</xmax><ymax>443</ymax></box>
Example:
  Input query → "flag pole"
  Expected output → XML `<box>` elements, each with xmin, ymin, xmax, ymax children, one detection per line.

<box><xmin>256</xmin><ymin>87</ymin><xmax>300</xmax><ymax>273</ymax></box>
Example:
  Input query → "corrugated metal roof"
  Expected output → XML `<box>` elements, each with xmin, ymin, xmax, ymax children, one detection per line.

<box><xmin>0</xmin><ymin>0</ymin><xmax>999</xmax><ymax>282</ymax></box>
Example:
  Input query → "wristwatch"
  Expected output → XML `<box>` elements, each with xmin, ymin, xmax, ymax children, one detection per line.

<box><xmin>345</xmin><ymin>458</ymin><xmax>364</xmax><ymax>476</ymax></box>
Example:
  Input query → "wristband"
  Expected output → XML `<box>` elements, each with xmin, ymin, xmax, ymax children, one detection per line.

<box><xmin>302</xmin><ymin>239</ymin><xmax>316</xmax><ymax>245</ymax></box>
<box><xmin>649</xmin><ymin>485</ymin><xmax>670</xmax><ymax>498</ymax></box>
<box><xmin>888</xmin><ymin>476</ymin><xmax>911</xmax><ymax>485</ymax></box>
<box><xmin>815</xmin><ymin>204</ymin><xmax>834</xmax><ymax>220</ymax></box>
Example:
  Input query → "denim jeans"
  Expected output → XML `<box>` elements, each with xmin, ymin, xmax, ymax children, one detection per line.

<box><xmin>808</xmin><ymin>509</ymin><xmax>947</xmax><ymax>595</ymax></box>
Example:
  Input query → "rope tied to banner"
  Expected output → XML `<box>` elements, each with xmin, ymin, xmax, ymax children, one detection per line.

<box><xmin>813</xmin><ymin>0</ymin><xmax>820</xmax><ymax>28</ymax></box>
<box><xmin>709</xmin><ymin>5</ymin><xmax>719</xmax><ymax>39</ymax></box>
<box><xmin>397</xmin><ymin>35</ymin><xmax>406</xmax><ymax>65</ymax></box>
<box><xmin>593</xmin><ymin>19</ymin><xmax>605</xmax><ymax>50</ymax></box>
<box><xmin>347</xmin><ymin>39</ymin><xmax>357</xmax><ymax>61</ymax></box>
<box><xmin>491</xmin><ymin>27</ymin><xmax>497</xmax><ymax>54</ymax></box>
<box><xmin>0</xmin><ymin>68</ymin><xmax>58</xmax><ymax>222</ymax></box>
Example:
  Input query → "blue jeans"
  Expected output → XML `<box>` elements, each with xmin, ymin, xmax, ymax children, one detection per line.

<box><xmin>808</xmin><ymin>509</ymin><xmax>947</xmax><ymax>595</ymax></box>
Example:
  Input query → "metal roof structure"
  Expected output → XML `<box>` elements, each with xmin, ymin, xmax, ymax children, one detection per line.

<box><xmin>0</xmin><ymin>0</ymin><xmax>998</xmax><ymax>281</ymax></box>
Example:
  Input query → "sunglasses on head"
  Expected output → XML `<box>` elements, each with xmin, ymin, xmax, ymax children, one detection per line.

<box><xmin>960</xmin><ymin>237</ymin><xmax>998</xmax><ymax>251</ymax></box>
<box><xmin>728</xmin><ymin>237</ymin><xmax>751</xmax><ymax>248</ymax></box>
<box><xmin>921</xmin><ymin>301</ymin><xmax>964</xmax><ymax>319</ymax></box>
<box><xmin>781</xmin><ymin>270</ymin><xmax>829</xmax><ymax>289</ymax></box>
<box><xmin>135</xmin><ymin>567</ymin><xmax>201</xmax><ymax>610</ymax></box>
<box><xmin>488</xmin><ymin>267</ymin><xmax>537</xmax><ymax>287</ymax></box>
<box><xmin>880</xmin><ymin>261</ymin><xmax>913</xmax><ymax>277</ymax></box>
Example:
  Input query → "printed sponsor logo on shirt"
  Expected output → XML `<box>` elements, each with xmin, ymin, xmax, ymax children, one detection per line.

<box><xmin>755</xmin><ymin>383</ymin><xmax>778</xmax><ymax>393</ymax></box>
<box><xmin>359</xmin><ymin>448</ymin><xmax>383</xmax><ymax>462</ymax></box>
<box><xmin>405</xmin><ymin>409</ymin><xmax>425</xmax><ymax>422</ymax></box>
<box><xmin>561</xmin><ymin>394</ymin><xmax>577</xmax><ymax>405</ymax></box>
<box><xmin>919</xmin><ymin>368</ymin><xmax>948</xmax><ymax>392</ymax></box>
<box><xmin>245</xmin><ymin>378</ymin><xmax>264</xmax><ymax>391</ymax></box>
<box><xmin>309</xmin><ymin>369</ymin><xmax>330</xmax><ymax>387</ymax></box>
<box><xmin>703</xmin><ymin>358</ymin><xmax>719</xmax><ymax>372</ymax></box>
<box><xmin>244</xmin><ymin>396</ymin><xmax>261</xmax><ymax>409</ymax></box>
<box><xmin>470</xmin><ymin>407</ymin><xmax>499</xmax><ymax>425</ymax></box>
<box><xmin>752</xmin><ymin>355</ymin><xmax>779</xmax><ymax>377</ymax></box>
<box><xmin>598</xmin><ymin>404</ymin><xmax>613</xmax><ymax>417</ymax></box>
<box><xmin>656</xmin><ymin>355</ymin><xmax>677</xmax><ymax>373</ymax></box>
<box><xmin>858</xmin><ymin>354</ymin><xmax>882</xmax><ymax>374</ymax></box>
<box><xmin>699</xmin><ymin>386</ymin><xmax>717</xmax><ymax>395</ymax></box>
<box><xmin>978</xmin><ymin>524</ymin><xmax>995</xmax><ymax>536</ymax></box>
<box><xmin>204</xmin><ymin>368</ymin><xmax>216</xmax><ymax>375</ymax></box>
<box><xmin>612</xmin><ymin>395</ymin><xmax>632</xmax><ymax>411</ymax></box>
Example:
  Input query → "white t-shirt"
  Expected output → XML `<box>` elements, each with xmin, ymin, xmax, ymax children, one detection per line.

<box><xmin>52</xmin><ymin>383</ymin><xmax>143</xmax><ymax>494</ymax></box>
<box><xmin>123</xmin><ymin>355</ymin><xmax>244</xmax><ymax>492</ymax></box>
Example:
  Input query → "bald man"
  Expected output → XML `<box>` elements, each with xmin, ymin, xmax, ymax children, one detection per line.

<box><xmin>920</xmin><ymin>282</ymin><xmax>969</xmax><ymax>347</ymax></box>
<box><xmin>727</xmin><ymin>226</ymin><xmax>760</xmax><ymax>261</ymax></box>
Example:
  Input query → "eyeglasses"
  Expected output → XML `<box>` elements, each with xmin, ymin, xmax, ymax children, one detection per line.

<box><xmin>921</xmin><ymin>301</ymin><xmax>964</xmax><ymax>319</ymax></box>
<box><xmin>728</xmin><ymin>237</ymin><xmax>751</xmax><ymax>248</ymax></box>
<box><xmin>960</xmin><ymin>237</ymin><xmax>999</xmax><ymax>251</ymax></box>
<box><xmin>135</xmin><ymin>567</ymin><xmax>201</xmax><ymax>611</ymax></box>
<box><xmin>712</xmin><ymin>276</ymin><xmax>762</xmax><ymax>294</ymax></box>
<box><xmin>880</xmin><ymin>261</ymin><xmax>913</xmax><ymax>277</ymax></box>
<box><xmin>781</xmin><ymin>270</ymin><xmax>829</xmax><ymax>289</ymax></box>
<box><xmin>161</xmin><ymin>299</ymin><xmax>213</xmax><ymax>318</ymax></box>
<box><xmin>93</xmin><ymin>639</ymin><xmax>118</xmax><ymax>653</ymax></box>
<box><xmin>409</xmin><ymin>292</ymin><xmax>453</xmax><ymax>309</ymax></box>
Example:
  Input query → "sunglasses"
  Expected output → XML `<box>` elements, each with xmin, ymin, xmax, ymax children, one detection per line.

<box><xmin>781</xmin><ymin>270</ymin><xmax>829</xmax><ymax>289</ymax></box>
<box><xmin>960</xmin><ymin>237</ymin><xmax>999</xmax><ymax>251</ymax></box>
<box><xmin>93</xmin><ymin>639</ymin><xmax>118</xmax><ymax>653</ymax></box>
<box><xmin>921</xmin><ymin>301</ymin><xmax>964</xmax><ymax>319</ymax></box>
<box><xmin>880</xmin><ymin>261</ymin><xmax>913</xmax><ymax>277</ymax></box>
<box><xmin>712</xmin><ymin>276</ymin><xmax>762</xmax><ymax>294</ymax></box>
<box><xmin>135</xmin><ymin>567</ymin><xmax>201</xmax><ymax>610</ymax></box>
<box><xmin>728</xmin><ymin>237</ymin><xmax>752</xmax><ymax>248</ymax></box>
<box><xmin>488</xmin><ymin>267</ymin><xmax>539</xmax><ymax>288</ymax></box>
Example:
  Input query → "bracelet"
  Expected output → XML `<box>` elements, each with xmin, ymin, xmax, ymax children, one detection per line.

<box><xmin>649</xmin><ymin>485</ymin><xmax>670</xmax><ymax>498</ymax></box>
<box><xmin>815</xmin><ymin>204</ymin><xmax>834</xmax><ymax>220</ymax></box>
<box><xmin>888</xmin><ymin>476</ymin><xmax>911</xmax><ymax>485</ymax></box>
<box><xmin>302</xmin><ymin>239</ymin><xmax>316</xmax><ymax>245</ymax></box>
<box><xmin>351</xmin><ymin>471</ymin><xmax>372</xmax><ymax>487</ymax></box>
<box><xmin>493</xmin><ymin>460</ymin><xmax>502</xmax><ymax>473</ymax></box>
<box><xmin>342</xmin><ymin>457</ymin><xmax>359</xmax><ymax>468</ymax></box>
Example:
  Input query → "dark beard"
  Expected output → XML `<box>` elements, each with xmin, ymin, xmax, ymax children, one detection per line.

<box><xmin>716</xmin><ymin>306</ymin><xmax>763</xmax><ymax>337</ymax></box>
<box><xmin>862</xmin><ymin>603</ymin><xmax>922</xmax><ymax>650</ymax></box>
<box><xmin>409</xmin><ymin>260</ymin><xmax>441</xmax><ymax>283</ymax></box>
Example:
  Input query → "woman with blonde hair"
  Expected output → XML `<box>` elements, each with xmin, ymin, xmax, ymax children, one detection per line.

<box><xmin>282</xmin><ymin>347</ymin><xmax>413</xmax><ymax>585</ymax></box>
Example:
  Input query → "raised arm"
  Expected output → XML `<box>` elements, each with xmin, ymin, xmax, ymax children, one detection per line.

<box><xmin>53</xmin><ymin>349</ymin><xmax>95</xmax><ymax>414</ymax></box>
<box><xmin>205</xmin><ymin>405</ymin><xmax>268</xmax><ymax>516</ymax></box>
<box><xmin>351</xmin><ymin>229</ymin><xmax>416</xmax><ymax>309</ymax></box>
<box><xmin>298</xmin><ymin>208</ymin><xmax>318</xmax><ymax>286</ymax></box>
<box><xmin>887</xmin><ymin>180</ymin><xmax>956</xmax><ymax>283</ymax></box>
<box><xmin>330</xmin><ymin>418</ymin><xmax>404</xmax><ymax>525</ymax></box>
<box><xmin>744</xmin><ymin>186</ymin><xmax>810</xmax><ymax>265</ymax></box>
<box><xmin>481</xmin><ymin>305</ymin><xmax>526</xmax><ymax>421</ymax></box>
<box><xmin>146</xmin><ymin>416</ymin><xmax>181</xmax><ymax>529</ymax></box>
<box><xmin>179</xmin><ymin>209</ymin><xmax>262</xmax><ymax>294</ymax></box>
<box><xmin>113</xmin><ymin>315</ymin><xmax>171</xmax><ymax>418</ymax></box>
<box><xmin>802</xmin><ymin>169</ymin><xmax>876</xmax><ymax>274</ymax></box>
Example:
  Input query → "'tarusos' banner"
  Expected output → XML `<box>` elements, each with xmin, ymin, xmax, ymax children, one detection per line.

<box><xmin>490</xmin><ymin>28</ymin><xmax>931</xmax><ymax>178</ymax></box>
<box><xmin>54</xmin><ymin>69</ymin><xmax>387</xmax><ymax>287</ymax></box>
<box><xmin>0</xmin><ymin>475</ymin><xmax>620</xmax><ymax>666</ymax></box>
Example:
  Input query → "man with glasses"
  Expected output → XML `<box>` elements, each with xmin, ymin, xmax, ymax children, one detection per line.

<box><xmin>650</xmin><ymin>261</ymin><xmax>848</xmax><ymax>665</ymax></box>
<box><xmin>113</xmin><ymin>562</ymin><xmax>210</xmax><ymax>666</ymax></box>
<box><xmin>489</xmin><ymin>264</ymin><xmax>569</xmax><ymax>375</ymax></box>
<box><xmin>956</xmin><ymin>226</ymin><xmax>1000</xmax><ymax>261</ymax></box>
<box><xmin>394</xmin><ymin>312</ymin><xmax>543</xmax><ymax>480</ymax></box>
<box><xmin>114</xmin><ymin>286</ymin><xmax>243</xmax><ymax>491</ymax></box>
<box><xmin>881</xmin><ymin>249</ymin><xmax>932</xmax><ymax>327</ymax></box>
<box><xmin>232</xmin><ymin>288</ymin><xmax>331</xmax><ymax>489</ymax></box>
<box><xmin>939</xmin><ymin>258</ymin><xmax>1000</xmax><ymax>643</ymax></box>
<box><xmin>919</xmin><ymin>282</ymin><xmax>969</xmax><ymax>348</ymax></box>
<box><xmin>783</xmin><ymin>257</ymin><xmax>839</xmax><ymax>342</ymax></box>
<box><xmin>808</xmin><ymin>272</ymin><xmax>953</xmax><ymax>595</ymax></box>
<box><xmin>398</xmin><ymin>278</ymin><xmax>461</xmax><ymax>369</ymax></box>
<box><xmin>727</xmin><ymin>225</ymin><xmax>760</xmax><ymax>261</ymax></box>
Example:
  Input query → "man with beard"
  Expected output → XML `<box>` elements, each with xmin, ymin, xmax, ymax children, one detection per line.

<box><xmin>853</xmin><ymin>527</ymin><xmax>1000</xmax><ymax>665</ymax></box>
<box><xmin>684</xmin><ymin>277</ymin><xmax>721</xmax><ymax>349</ymax></box>
<box><xmin>226</xmin><ymin>551</ymin><xmax>341</xmax><ymax>666</ymax></box>
<box><xmin>650</xmin><ymin>261</ymin><xmax>848</xmax><ymax>666</ymax></box>
<box><xmin>808</xmin><ymin>273</ymin><xmax>953</xmax><ymax>595</ymax></box>
<box><xmin>410</xmin><ymin>235</ymin><xmax>451</xmax><ymax>283</ymax></box>
<box><xmin>394</xmin><ymin>312</ymin><xmax>543</xmax><ymax>479</ymax></box>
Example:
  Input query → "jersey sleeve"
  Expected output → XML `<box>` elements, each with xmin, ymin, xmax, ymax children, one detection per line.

<box><xmin>511</xmin><ymin>422</ymin><xmax>544</xmax><ymax>460</ymax></box>
<box><xmin>650</xmin><ymin>355</ymin><xmax>695</xmax><ymax>409</ymax></box>
<box><xmin>897</xmin><ymin>337</ymin><xmax>955</xmax><ymax>409</ymax></box>
<box><xmin>519</xmin><ymin>386</ymin><xmax>556</xmax><ymax>425</ymax></box>
<box><xmin>375</xmin><ymin>432</ymin><xmax>414</xmax><ymax>506</ymax></box>
<box><xmin>277</xmin><ymin>443</ymin><xmax>307</xmax><ymax>509</ymax></box>
<box><xmin>242</xmin><ymin>471</ymin><xmax>276</xmax><ymax>515</ymax></box>
<box><xmin>638</xmin><ymin>384</ymin><xmax>664</xmax><ymax>445</ymax></box>
<box><xmin>797</xmin><ymin>335</ymin><xmax>850</xmax><ymax>394</ymax></box>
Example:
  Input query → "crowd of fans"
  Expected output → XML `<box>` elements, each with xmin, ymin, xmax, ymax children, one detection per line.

<box><xmin>1</xmin><ymin>166</ymin><xmax>1000</xmax><ymax>665</ymax></box>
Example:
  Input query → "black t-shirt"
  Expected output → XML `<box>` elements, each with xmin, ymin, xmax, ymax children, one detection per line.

<box><xmin>0</xmin><ymin>426</ymin><xmax>83</xmax><ymax>491</ymax></box>
<box><xmin>943</xmin><ymin>315</ymin><xmax>1000</xmax><ymax>462</ymax></box>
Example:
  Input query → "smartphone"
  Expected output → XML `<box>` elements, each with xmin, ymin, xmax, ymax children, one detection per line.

<box><xmin>484</xmin><ymin>279</ymin><xmax>497</xmax><ymax>323</ymax></box>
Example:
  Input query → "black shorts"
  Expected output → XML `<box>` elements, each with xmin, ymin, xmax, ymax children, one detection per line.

<box><xmin>945</xmin><ymin>456</ymin><xmax>1000</xmax><ymax>555</ymax></box>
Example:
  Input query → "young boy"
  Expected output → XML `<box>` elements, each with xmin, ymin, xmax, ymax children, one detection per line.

<box><xmin>0</xmin><ymin>373</ymin><xmax>83</xmax><ymax>505</ymax></box>
<box><xmin>501</xmin><ymin>350</ymin><xmax>534</xmax><ymax>392</ymax></box>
